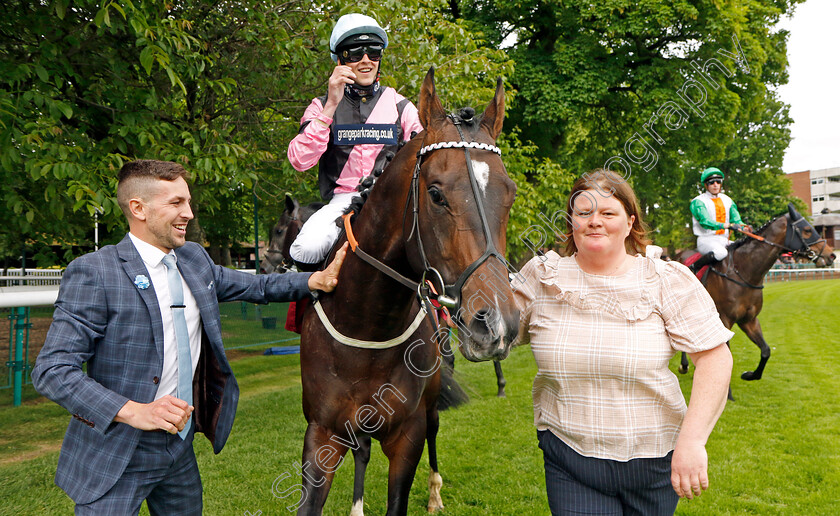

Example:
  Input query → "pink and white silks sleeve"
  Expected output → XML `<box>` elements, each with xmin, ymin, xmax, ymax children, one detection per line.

<box><xmin>287</xmin><ymin>98</ymin><xmax>333</xmax><ymax>172</ymax></box>
<box><xmin>400</xmin><ymin>98</ymin><xmax>423</xmax><ymax>141</ymax></box>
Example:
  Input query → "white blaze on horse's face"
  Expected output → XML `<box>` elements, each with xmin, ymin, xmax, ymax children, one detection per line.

<box><xmin>471</xmin><ymin>159</ymin><xmax>490</xmax><ymax>196</ymax></box>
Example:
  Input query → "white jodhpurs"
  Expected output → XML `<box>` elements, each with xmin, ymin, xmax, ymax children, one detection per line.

<box><xmin>289</xmin><ymin>192</ymin><xmax>356</xmax><ymax>265</ymax></box>
<box><xmin>696</xmin><ymin>234</ymin><xmax>729</xmax><ymax>261</ymax></box>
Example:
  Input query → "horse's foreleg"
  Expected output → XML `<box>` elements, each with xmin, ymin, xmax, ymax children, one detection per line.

<box><xmin>381</xmin><ymin>415</ymin><xmax>427</xmax><ymax>516</ymax></box>
<box><xmin>426</xmin><ymin>407</ymin><xmax>443</xmax><ymax>513</ymax></box>
<box><xmin>350</xmin><ymin>436</ymin><xmax>372</xmax><ymax>516</ymax></box>
<box><xmin>738</xmin><ymin>318</ymin><xmax>770</xmax><ymax>381</ymax></box>
<box><xmin>493</xmin><ymin>360</ymin><xmax>507</xmax><ymax>397</ymax></box>
<box><xmin>678</xmin><ymin>351</ymin><xmax>689</xmax><ymax>374</ymax></box>
<box><xmin>296</xmin><ymin>423</ymin><xmax>349</xmax><ymax>516</ymax></box>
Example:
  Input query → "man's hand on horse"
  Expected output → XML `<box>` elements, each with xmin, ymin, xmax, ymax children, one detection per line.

<box><xmin>307</xmin><ymin>242</ymin><xmax>348</xmax><ymax>292</ymax></box>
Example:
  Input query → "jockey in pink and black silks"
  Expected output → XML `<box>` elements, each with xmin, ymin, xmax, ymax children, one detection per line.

<box><xmin>287</xmin><ymin>13</ymin><xmax>423</xmax><ymax>267</ymax></box>
<box><xmin>689</xmin><ymin>167</ymin><xmax>750</xmax><ymax>272</ymax></box>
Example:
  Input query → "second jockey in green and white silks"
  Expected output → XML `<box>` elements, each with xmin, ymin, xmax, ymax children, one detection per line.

<box><xmin>688</xmin><ymin>167</ymin><xmax>746</xmax><ymax>273</ymax></box>
<box><xmin>691</xmin><ymin>191</ymin><xmax>745</xmax><ymax>260</ymax></box>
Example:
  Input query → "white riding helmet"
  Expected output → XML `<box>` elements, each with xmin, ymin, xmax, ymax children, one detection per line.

<box><xmin>329</xmin><ymin>14</ymin><xmax>389</xmax><ymax>63</ymax></box>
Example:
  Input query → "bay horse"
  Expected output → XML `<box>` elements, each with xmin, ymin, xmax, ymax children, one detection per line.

<box><xmin>294</xmin><ymin>69</ymin><xmax>518</xmax><ymax>516</ymax></box>
<box><xmin>271</xmin><ymin>195</ymin><xmax>510</xmax><ymax>395</ymax></box>
<box><xmin>263</xmin><ymin>195</ymin><xmax>324</xmax><ymax>273</ymax></box>
<box><xmin>678</xmin><ymin>204</ymin><xmax>835</xmax><ymax>397</ymax></box>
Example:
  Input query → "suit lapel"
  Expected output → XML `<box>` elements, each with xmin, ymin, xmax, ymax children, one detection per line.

<box><xmin>117</xmin><ymin>235</ymin><xmax>165</xmax><ymax>361</ymax></box>
<box><xmin>175</xmin><ymin>248</ymin><xmax>215</xmax><ymax>322</ymax></box>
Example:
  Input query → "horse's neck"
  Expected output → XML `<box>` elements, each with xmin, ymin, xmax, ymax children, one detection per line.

<box><xmin>324</xmin><ymin>155</ymin><xmax>421</xmax><ymax>337</ymax></box>
<box><xmin>730</xmin><ymin>222</ymin><xmax>784</xmax><ymax>284</ymax></box>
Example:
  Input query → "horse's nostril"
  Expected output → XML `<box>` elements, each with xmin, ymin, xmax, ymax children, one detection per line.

<box><xmin>474</xmin><ymin>309</ymin><xmax>500</xmax><ymax>331</ymax></box>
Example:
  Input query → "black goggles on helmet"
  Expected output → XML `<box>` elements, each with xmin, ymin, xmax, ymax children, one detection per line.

<box><xmin>339</xmin><ymin>44</ymin><xmax>383</xmax><ymax>63</ymax></box>
<box><xmin>705</xmin><ymin>178</ymin><xmax>723</xmax><ymax>185</ymax></box>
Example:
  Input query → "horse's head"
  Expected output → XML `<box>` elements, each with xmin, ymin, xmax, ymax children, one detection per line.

<box><xmin>264</xmin><ymin>194</ymin><xmax>302</xmax><ymax>273</ymax></box>
<box><xmin>407</xmin><ymin>68</ymin><xmax>518</xmax><ymax>362</ymax></box>
<box><xmin>785</xmin><ymin>203</ymin><xmax>835</xmax><ymax>267</ymax></box>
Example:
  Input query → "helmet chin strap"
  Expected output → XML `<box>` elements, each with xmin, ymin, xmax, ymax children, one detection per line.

<box><xmin>344</xmin><ymin>80</ymin><xmax>380</xmax><ymax>99</ymax></box>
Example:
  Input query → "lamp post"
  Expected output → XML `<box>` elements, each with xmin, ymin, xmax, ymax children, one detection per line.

<box><xmin>94</xmin><ymin>207</ymin><xmax>103</xmax><ymax>251</ymax></box>
<box><xmin>253</xmin><ymin>187</ymin><xmax>261</xmax><ymax>320</ymax></box>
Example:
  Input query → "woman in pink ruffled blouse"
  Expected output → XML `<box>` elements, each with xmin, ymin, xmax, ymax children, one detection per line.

<box><xmin>513</xmin><ymin>169</ymin><xmax>733</xmax><ymax>515</ymax></box>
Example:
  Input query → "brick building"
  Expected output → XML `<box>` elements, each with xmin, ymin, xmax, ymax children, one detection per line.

<box><xmin>787</xmin><ymin>166</ymin><xmax>840</xmax><ymax>249</ymax></box>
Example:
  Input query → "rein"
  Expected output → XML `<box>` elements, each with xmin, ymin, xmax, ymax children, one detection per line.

<box><xmin>713</xmin><ymin>213</ymin><xmax>828</xmax><ymax>290</ymax></box>
<box><xmin>709</xmin><ymin>255</ymin><xmax>764</xmax><ymax>290</ymax></box>
<box><xmin>734</xmin><ymin>215</ymin><xmax>827</xmax><ymax>263</ymax></box>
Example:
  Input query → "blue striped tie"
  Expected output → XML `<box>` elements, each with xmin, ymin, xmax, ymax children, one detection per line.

<box><xmin>162</xmin><ymin>254</ymin><xmax>192</xmax><ymax>439</ymax></box>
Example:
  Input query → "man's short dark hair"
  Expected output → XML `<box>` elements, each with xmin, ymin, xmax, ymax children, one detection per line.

<box><xmin>117</xmin><ymin>160</ymin><xmax>190</xmax><ymax>218</ymax></box>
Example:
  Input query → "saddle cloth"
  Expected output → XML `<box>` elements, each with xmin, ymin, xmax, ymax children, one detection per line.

<box><xmin>683</xmin><ymin>251</ymin><xmax>709</xmax><ymax>281</ymax></box>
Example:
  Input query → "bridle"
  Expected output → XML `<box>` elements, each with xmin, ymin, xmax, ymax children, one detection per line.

<box><xmin>784</xmin><ymin>213</ymin><xmax>828</xmax><ymax>263</ymax></box>
<box><xmin>737</xmin><ymin>212</ymin><xmax>827</xmax><ymax>263</ymax></box>
<box><xmin>712</xmin><ymin>211</ymin><xmax>829</xmax><ymax>289</ymax></box>
<box><xmin>406</xmin><ymin>114</ymin><xmax>506</xmax><ymax>316</ymax></box>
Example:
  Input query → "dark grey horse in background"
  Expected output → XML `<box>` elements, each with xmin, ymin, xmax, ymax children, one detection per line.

<box><xmin>262</xmin><ymin>194</ymin><xmax>324</xmax><ymax>273</ymax></box>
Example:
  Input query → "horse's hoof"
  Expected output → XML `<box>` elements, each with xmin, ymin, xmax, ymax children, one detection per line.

<box><xmin>741</xmin><ymin>371</ymin><xmax>760</xmax><ymax>381</ymax></box>
<box><xmin>497</xmin><ymin>389</ymin><xmax>507</xmax><ymax>398</ymax></box>
<box><xmin>677</xmin><ymin>365</ymin><xmax>688</xmax><ymax>374</ymax></box>
<box><xmin>427</xmin><ymin>471</ymin><xmax>444</xmax><ymax>513</ymax></box>
<box><xmin>727</xmin><ymin>392</ymin><xmax>735</xmax><ymax>401</ymax></box>
<box><xmin>350</xmin><ymin>499</ymin><xmax>365</xmax><ymax>516</ymax></box>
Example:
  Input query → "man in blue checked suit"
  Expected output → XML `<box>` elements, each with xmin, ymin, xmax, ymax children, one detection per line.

<box><xmin>32</xmin><ymin>160</ymin><xmax>347</xmax><ymax>515</ymax></box>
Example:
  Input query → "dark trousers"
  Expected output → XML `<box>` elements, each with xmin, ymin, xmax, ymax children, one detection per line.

<box><xmin>538</xmin><ymin>430</ymin><xmax>679</xmax><ymax>515</ymax></box>
<box><xmin>75</xmin><ymin>430</ymin><xmax>202</xmax><ymax>516</ymax></box>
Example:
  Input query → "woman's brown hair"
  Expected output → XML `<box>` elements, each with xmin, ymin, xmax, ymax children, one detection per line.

<box><xmin>563</xmin><ymin>169</ymin><xmax>651</xmax><ymax>255</ymax></box>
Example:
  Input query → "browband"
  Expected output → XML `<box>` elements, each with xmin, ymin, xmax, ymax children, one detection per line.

<box><xmin>418</xmin><ymin>141</ymin><xmax>502</xmax><ymax>157</ymax></box>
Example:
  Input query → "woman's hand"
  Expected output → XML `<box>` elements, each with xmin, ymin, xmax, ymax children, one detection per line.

<box><xmin>671</xmin><ymin>439</ymin><xmax>708</xmax><ymax>499</ymax></box>
<box><xmin>671</xmin><ymin>343</ymin><xmax>732</xmax><ymax>499</ymax></box>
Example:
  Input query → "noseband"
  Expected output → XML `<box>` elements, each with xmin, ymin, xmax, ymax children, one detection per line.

<box><xmin>407</xmin><ymin>114</ymin><xmax>506</xmax><ymax>314</ymax></box>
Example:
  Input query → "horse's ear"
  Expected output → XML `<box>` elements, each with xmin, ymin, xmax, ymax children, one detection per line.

<box><xmin>418</xmin><ymin>67</ymin><xmax>447</xmax><ymax>129</ymax></box>
<box><xmin>788</xmin><ymin>203</ymin><xmax>800</xmax><ymax>220</ymax></box>
<box><xmin>285</xmin><ymin>194</ymin><xmax>298</xmax><ymax>215</ymax></box>
<box><xmin>479</xmin><ymin>77</ymin><xmax>505</xmax><ymax>141</ymax></box>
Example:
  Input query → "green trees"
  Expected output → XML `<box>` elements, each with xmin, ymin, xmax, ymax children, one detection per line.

<box><xmin>455</xmin><ymin>0</ymin><xmax>804</xmax><ymax>256</ymax></box>
<box><xmin>0</xmin><ymin>0</ymin><xmax>803</xmax><ymax>265</ymax></box>
<box><xmin>0</xmin><ymin>0</ymin><xmax>512</xmax><ymax>265</ymax></box>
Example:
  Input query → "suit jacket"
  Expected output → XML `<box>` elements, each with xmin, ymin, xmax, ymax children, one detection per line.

<box><xmin>31</xmin><ymin>235</ymin><xmax>312</xmax><ymax>504</ymax></box>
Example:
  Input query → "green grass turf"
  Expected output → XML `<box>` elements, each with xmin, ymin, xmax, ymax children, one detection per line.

<box><xmin>1</xmin><ymin>280</ymin><xmax>838</xmax><ymax>514</ymax></box>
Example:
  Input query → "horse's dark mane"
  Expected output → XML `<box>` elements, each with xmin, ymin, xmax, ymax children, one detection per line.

<box><xmin>727</xmin><ymin>212</ymin><xmax>785</xmax><ymax>251</ymax></box>
<box><xmin>341</xmin><ymin>195</ymin><xmax>366</xmax><ymax>223</ymax></box>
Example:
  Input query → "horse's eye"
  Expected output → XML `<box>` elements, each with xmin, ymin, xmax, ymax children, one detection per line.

<box><xmin>427</xmin><ymin>186</ymin><xmax>448</xmax><ymax>207</ymax></box>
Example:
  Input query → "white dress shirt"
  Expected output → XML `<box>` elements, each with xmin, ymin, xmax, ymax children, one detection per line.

<box><xmin>129</xmin><ymin>233</ymin><xmax>203</xmax><ymax>401</ymax></box>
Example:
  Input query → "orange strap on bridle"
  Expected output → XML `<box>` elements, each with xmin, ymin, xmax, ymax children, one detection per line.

<box><xmin>342</xmin><ymin>213</ymin><xmax>359</xmax><ymax>252</ymax></box>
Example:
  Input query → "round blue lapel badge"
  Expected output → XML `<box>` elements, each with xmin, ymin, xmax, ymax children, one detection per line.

<box><xmin>134</xmin><ymin>274</ymin><xmax>150</xmax><ymax>290</ymax></box>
